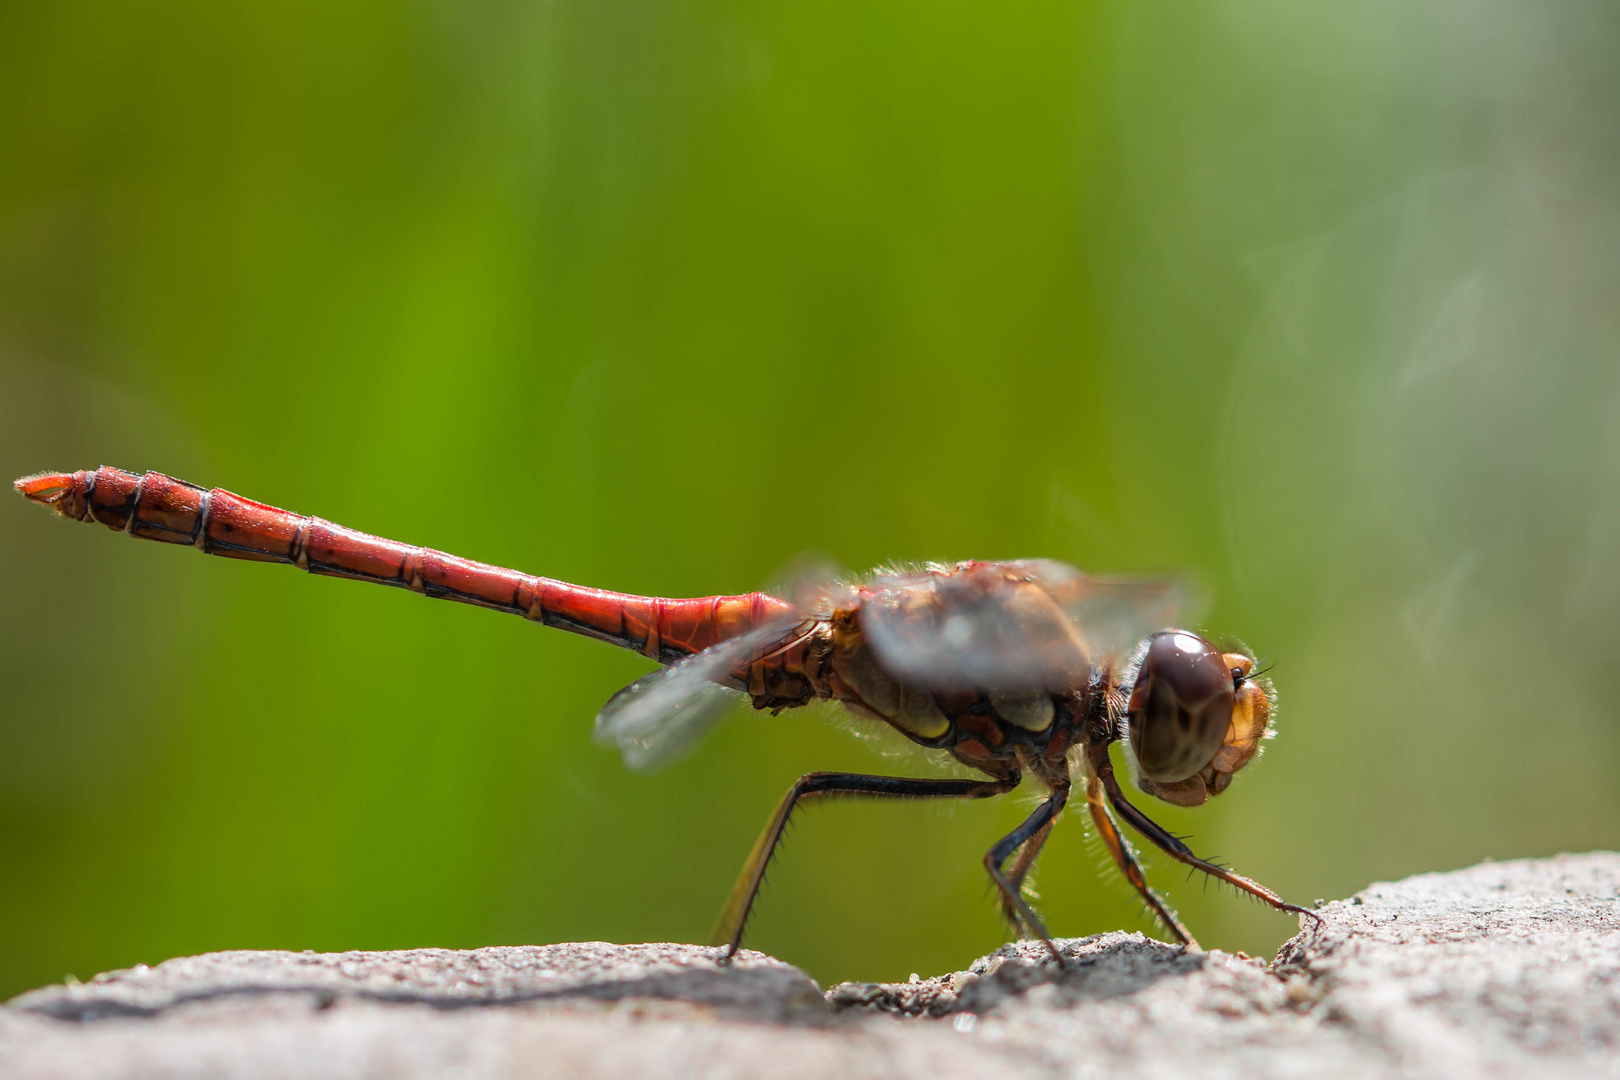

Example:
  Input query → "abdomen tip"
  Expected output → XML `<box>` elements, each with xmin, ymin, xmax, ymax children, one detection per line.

<box><xmin>14</xmin><ymin>471</ymin><xmax>77</xmax><ymax>507</ymax></box>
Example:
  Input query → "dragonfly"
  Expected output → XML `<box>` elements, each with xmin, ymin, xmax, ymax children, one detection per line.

<box><xmin>15</xmin><ymin>465</ymin><xmax>1319</xmax><ymax>959</ymax></box>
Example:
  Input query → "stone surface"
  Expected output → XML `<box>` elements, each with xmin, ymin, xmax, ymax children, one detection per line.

<box><xmin>3</xmin><ymin>854</ymin><xmax>1617</xmax><ymax>1079</ymax></box>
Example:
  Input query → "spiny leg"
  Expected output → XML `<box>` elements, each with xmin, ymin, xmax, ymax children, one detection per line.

<box><xmin>1091</xmin><ymin>756</ymin><xmax>1323</xmax><ymax>930</ymax></box>
<box><xmin>983</xmin><ymin>783</ymin><xmax>1071</xmax><ymax>962</ymax></box>
<box><xmin>712</xmin><ymin>772</ymin><xmax>1017</xmax><ymax>962</ymax></box>
<box><xmin>998</xmin><ymin>819</ymin><xmax>1055</xmax><ymax>927</ymax></box>
<box><xmin>1082</xmin><ymin>769</ymin><xmax>1198</xmax><ymax>949</ymax></box>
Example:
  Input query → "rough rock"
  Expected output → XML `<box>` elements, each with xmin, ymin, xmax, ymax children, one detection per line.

<box><xmin>2</xmin><ymin>854</ymin><xmax>1616</xmax><ymax>1079</ymax></box>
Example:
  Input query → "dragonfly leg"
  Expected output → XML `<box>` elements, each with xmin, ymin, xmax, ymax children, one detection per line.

<box><xmin>983</xmin><ymin>783</ymin><xmax>1071</xmax><ymax>962</ymax></box>
<box><xmin>1090</xmin><ymin>749</ymin><xmax>1323</xmax><ymax>933</ymax></box>
<box><xmin>1082</xmin><ymin>768</ymin><xmax>1198</xmax><ymax>949</ymax></box>
<box><xmin>712</xmin><ymin>772</ymin><xmax>1017</xmax><ymax>963</ymax></box>
<box><xmin>998</xmin><ymin>819</ymin><xmax>1055</xmax><ymax>927</ymax></box>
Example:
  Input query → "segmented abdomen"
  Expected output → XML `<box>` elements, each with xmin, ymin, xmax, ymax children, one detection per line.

<box><xmin>18</xmin><ymin>466</ymin><xmax>795</xmax><ymax>665</ymax></box>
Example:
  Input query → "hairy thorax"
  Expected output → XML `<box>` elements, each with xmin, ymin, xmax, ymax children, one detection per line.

<box><xmin>741</xmin><ymin>606</ymin><xmax>1104</xmax><ymax>785</ymax></box>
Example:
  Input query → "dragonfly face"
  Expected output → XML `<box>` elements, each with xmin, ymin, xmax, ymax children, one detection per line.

<box><xmin>1129</xmin><ymin>632</ymin><xmax>1275</xmax><ymax>807</ymax></box>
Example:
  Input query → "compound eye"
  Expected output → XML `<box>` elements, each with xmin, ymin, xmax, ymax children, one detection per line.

<box><xmin>1128</xmin><ymin>631</ymin><xmax>1234</xmax><ymax>784</ymax></box>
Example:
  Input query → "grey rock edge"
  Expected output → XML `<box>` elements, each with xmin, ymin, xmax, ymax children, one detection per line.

<box><xmin>1</xmin><ymin>854</ymin><xmax>1616</xmax><ymax>1080</ymax></box>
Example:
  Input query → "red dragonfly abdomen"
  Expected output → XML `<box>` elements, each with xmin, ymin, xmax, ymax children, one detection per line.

<box><xmin>15</xmin><ymin>467</ymin><xmax>794</xmax><ymax>664</ymax></box>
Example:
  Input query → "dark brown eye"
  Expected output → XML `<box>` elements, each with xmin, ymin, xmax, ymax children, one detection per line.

<box><xmin>1128</xmin><ymin>631</ymin><xmax>1234</xmax><ymax>784</ymax></box>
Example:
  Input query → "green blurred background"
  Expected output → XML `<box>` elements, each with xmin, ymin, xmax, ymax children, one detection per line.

<box><xmin>3</xmin><ymin>1</ymin><xmax>1618</xmax><ymax>1000</ymax></box>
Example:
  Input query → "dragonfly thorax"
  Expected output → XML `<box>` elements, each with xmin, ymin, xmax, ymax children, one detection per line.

<box><xmin>767</xmin><ymin>606</ymin><xmax>1097</xmax><ymax>782</ymax></box>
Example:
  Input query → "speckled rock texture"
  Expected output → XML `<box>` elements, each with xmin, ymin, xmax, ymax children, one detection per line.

<box><xmin>2</xmin><ymin>854</ymin><xmax>1616</xmax><ymax>1079</ymax></box>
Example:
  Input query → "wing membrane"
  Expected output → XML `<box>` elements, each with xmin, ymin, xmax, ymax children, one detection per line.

<box><xmin>860</xmin><ymin>560</ymin><xmax>1193</xmax><ymax>692</ymax></box>
<box><xmin>1010</xmin><ymin>559</ymin><xmax>1194</xmax><ymax>664</ymax></box>
<box><xmin>763</xmin><ymin>550</ymin><xmax>850</xmax><ymax>614</ymax></box>
<box><xmin>593</xmin><ymin>617</ymin><xmax>807</xmax><ymax>772</ymax></box>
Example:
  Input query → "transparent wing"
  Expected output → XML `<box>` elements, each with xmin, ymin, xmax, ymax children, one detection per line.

<box><xmin>592</xmin><ymin>617</ymin><xmax>807</xmax><ymax>772</ymax></box>
<box><xmin>764</xmin><ymin>549</ymin><xmax>852</xmax><ymax>615</ymax></box>
<box><xmin>1010</xmin><ymin>559</ymin><xmax>1196</xmax><ymax>663</ymax></box>
<box><xmin>859</xmin><ymin>560</ymin><xmax>1194</xmax><ymax>693</ymax></box>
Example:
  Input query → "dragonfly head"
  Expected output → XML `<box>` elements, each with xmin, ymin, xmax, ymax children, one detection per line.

<box><xmin>1128</xmin><ymin>632</ymin><xmax>1275</xmax><ymax>807</ymax></box>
